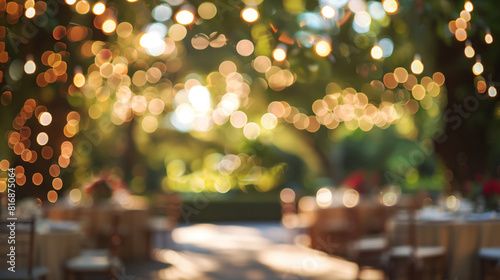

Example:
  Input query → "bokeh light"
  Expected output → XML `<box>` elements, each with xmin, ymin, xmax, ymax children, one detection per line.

<box><xmin>321</xmin><ymin>5</ymin><xmax>335</xmax><ymax>19</ymax></box>
<box><xmin>241</xmin><ymin>7</ymin><xmax>259</xmax><ymax>23</ymax></box>
<box><xmin>411</xmin><ymin>57</ymin><xmax>424</xmax><ymax>75</ymax></box>
<box><xmin>314</xmin><ymin>40</ymin><xmax>332</xmax><ymax>57</ymax></box>
<box><xmin>472</xmin><ymin>61</ymin><xmax>484</xmax><ymax>76</ymax></box>
<box><xmin>92</xmin><ymin>2</ymin><xmax>105</xmax><ymax>15</ymax></box>
<box><xmin>198</xmin><ymin>2</ymin><xmax>217</xmax><ymax>20</ymax></box>
<box><xmin>272</xmin><ymin>48</ymin><xmax>287</xmax><ymax>62</ymax></box>
<box><xmin>488</xmin><ymin>86</ymin><xmax>497</xmax><ymax>97</ymax></box>
<box><xmin>39</xmin><ymin>112</ymin><xmax>52</xmax><ymax>126</ymax></box>
<box><xmin>382</xmin><ymin>0</ymin><xmax>398</xmax><ymax>14</ymax></box>
<box><xmin>371</xmin><ymin>45</ymin><xmax>383</xmax><ymax>60</ymax></box>
<box><xmin>176</xmin><ymin>10</ymin><xmax>195</xmax><ymax>25</ymax></box>
<box><xmin>24</xmin><ymin>60</ymin><xmax>36</xmax><ymax>74</ymax></box>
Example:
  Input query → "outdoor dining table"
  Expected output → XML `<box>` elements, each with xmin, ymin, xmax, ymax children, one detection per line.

<box><xmin>392</xmin><ymin>211</ymin><xmax>500</xmax><ymax>279</ymax></box>
<box><xmin>47</xmin><ymin>203</ymin><xmax>151</xmax><ymax>260</ymax></box>
<box><xmin>36</xmin><ymin>220</ymin><xmax>83</xmax><ymax>280</ymax></box>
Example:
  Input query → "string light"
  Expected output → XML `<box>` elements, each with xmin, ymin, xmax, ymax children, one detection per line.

<box><xmin>24</xmin><ymin>60</ymin><xmax>36</xmax><ymax>74</ymax></box>
<box><xmin>488</xmin><ymin>86</ymin><xmax>497</xmax><ymax>97</ymax></box>
<box><xmin>25</xmin><ymin>7</ymin><xmax>36</xmax><ymax>18</ymax></box>
<box><xmin>321</xmin><ymin>5</ymin><xmax>335</xmax><ymax>19</ymax></box>
<box><xmin>175</xmin><ymin>10</ymin><xmax>195</xmax><ymax>25</ymax></box>
<box><xmin>314</xmin><ymin>40</ymin><xmax>332</xmax><ymax>57</ymax></box>
<box><xmin>464</xmin><ymin>1</ymin><xmax>473</xmax><ymax>12</ymax></box>
<box><xmin>73</xmin><ymin>73</ymin><xmax>86</xmax><ymax>87</ymax></box>
<box><xmin>102</xmin><ymin>19</ymin><xmax>117</xmax><ymax>34</ymax></box>
<box><xmin>411</xmin><ymin>55</ymin><xmax>424</xmax><ymax>75</ymax></box>
<box><xmin>272</xmin><ymin>47</ymin><xmax>287</xmax><ymax>62</ymax></box>
<box><xmin>472</xmin><ymin>59</ymin><xmax>484</xmax><ymax>76</ymax></box>
<box><xmin>92</xmin><ymin>2</ymin><xmax>106</xmax><ymax>15</ymax></box>
<box><xmin>464</xmin><ymin>41</ymin><xmax>475</xmax><ymax>58</ymax></box>
<box><xmin>485</xmin><ymin>32</ymin><xmax>493</xmax><ymax>44</ymax></box>
<box><xmin>241</xmin><ymin>7</ymin><xmax>259</xmax><ymax>23</ymax></box>
<box><xmin>382</xmin><ymin>0</ymin><xmax>398</xmax><ymax>14</ymax></box>
<box><xmin>371</xmin><ymin>44</ymin><xmax>383</xmax><ymax>60</ymax></box>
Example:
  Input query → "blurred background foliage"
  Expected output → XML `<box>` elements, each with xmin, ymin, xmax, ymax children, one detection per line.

<box><xmin>1</xmin><ymin>0</ymin><xmax>499</xmax><ymax>203</ymax></box>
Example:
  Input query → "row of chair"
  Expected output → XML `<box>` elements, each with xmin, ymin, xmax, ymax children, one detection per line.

<box><xmin>281</xmin><ymin>194</ymin><xmax>500</xmax><ymax>280</ymax></box>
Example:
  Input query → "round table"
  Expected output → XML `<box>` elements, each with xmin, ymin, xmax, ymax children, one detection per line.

<box><xmin>393</xmin><ymin>215</ymin><xmax>500</xmax><ymax>279</ymax></box>
<box><xmin>36</xmin><ymin>225</ymin><xmax>83</xmax><ymax>280</ymax></box>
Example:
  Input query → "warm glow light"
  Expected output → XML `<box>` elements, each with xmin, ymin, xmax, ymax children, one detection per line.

<box><xmin>92</xmin><ymin>2</ymin><xmax>105</xmax><ymax>15</ymax></box>
<box><xmin>24</xmin><ymin>60</ymin><xmax>36</xmax><ymax>74</ymax></box>
<box><xmin>39</xmin><ymin>112</ymin><xmax>52</xmax><ymax>126</ymax></box>
<box><xmin>472</xmin><ymin>61</ymin><xmax>484</xmax><ymax>76</ymax></box>
<box><xmin>485</xmin><ymin>33</ymin><xmax>493</xmax><ymax>44</ymax></box>
<box><xmin>102</xmin><ymin>19</ymin><xmax>117</xmax><ymax>34</ymax></box>
<box><xmin>464</xmin><ymin>45</ymin><xmax>475</xmax><ymax>58</ymax></box>
<box><xmin>371</xmin><ymin>45</ymin><xmax>383</xmax><ymax>60</ymax></box>
<box><xmin>73</xmin><ymin>73</ymin><xmax>86</xmax><ymax>87</ymax></box>
<box><xmin>47</xmin><ymin>190</ymin><xmax>58</xmax><ymax>203</ymax></box>
<box><xmin>464</xmin><ymin>1</ymin><xmax>473</xmax><ymax>12</ymax></box>
<box><xmin>65</xmin><ymin>0</ymin><xmax>76</xmax><ymax>5</ymax></box>
<box><xmin>33</xmin><ymin>173</ymin><xmax>43</xmax><ymax>186</ymax></box>
<box><xmin>343</xmin><ymin>189</ymin><xmax>359</xmax><ymax>208</ymax></box>
<box><xmin>241</xmin><ymin>7</ymin><xmax>259</xmax><ymax>23</ymax></box>
<box><xmin>272</xmin><ymin>48</ymin><xmax>287</xmax><ymax>62</ymax></box>
<box><xmin>69</xmin><ymin>189</ymin><xmax>82</xmax><ymax>204</ymax></box>
<box><xmin>314</xmin><ymin>40</ymin><xmax>331</xmax><ymax>57</ymax></box>
<box><xmin>445</xmin><ymin>195</ymin><xmax>460</xmax><ymax>211</ymax></box>
<box><xmin>198</xmin><ymin>2</ymin><xmax>217</xmax><ymax>20</ymax></box>
<box><xmin>316</xmin><ymin>187</ymin><xmax>332</xmax><ymax>209</ymax></box>
<box><xmin>36</xmin><ymin>132</ymin><xmax>49</xmax><ymax>145</ymax></box>
<box><xmin>280</xmin><ymin>188</ymin><xmax>296</xmax><ymax>204</ymax></box>
<box><xmin>455</xmin><ymin>28</ymin><xmax>467</xmax><ymax>41</ymax></box>
<box><xmin>411</xmin><ymin>58</ymin><xmax>424</xmax><ymax>75</ymax></box>
<box><xmin>75</xmin><ymin>0</ymin><xmax>90</xmax><ymax>14</ymax></box>
<box><xmin>321</xmin><ymin>5</ymin><xmax>335</xmax><ymax>19</ymax></box>
<box><xmin>261</xmin><ymin>113</ymin><xmax>278</xmax><ymax>129</ymax></box>
<box><xmin>25</xmin><ymin>7</ymin><xmax>35</xmax><ymax>18</ymax></box>
<box><xmin>382</xmin><ymin>191</ymin><xmax>398</xmax><ymax>206</ymax></box>
<box><xmin>488</xmin><ymin>86</ymin><xmax>497</xmax><ymax>97</ymax></box>
<box><xmin>382</xmin><ymin>0</ymin><xmax>398</xmax><ymax>14</ymax></box>
<box><xmin>175</xmin><ymin>10</ymin><xmax>195</xmax><ymax>25</ymax></box>
<box><xmin>243</xmin><ymin>122</ymin><xmax>260</xmax><ymax>139</ymax></box>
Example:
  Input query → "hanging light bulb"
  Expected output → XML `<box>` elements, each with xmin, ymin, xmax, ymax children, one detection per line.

<box><xmin>472</xmin><ymin>56</ymin><xmax>484</xmax><ymax>76</ymax></box>
<box><xmin>485</xmin><ymin>29</ymin><xmax>493</xmax><ymax>44</ymax></box>
<box><xmin>411</xmin><ymin>54</ymin><xmax>424</xmax><ymax>75</ymax></box>
<box><xmin>464</xmin><ymin>41</ymin><xmax>475</xmax><ymax>58</ymax></box>
<box><xmin>488</xmin><ymin>86</ymin><xmax>497</xmax><ymax>97</ymax></box>
<box><xmin>464</xmin><ymin>1</ymin><xmax>473</xmax><ymax>12</ymax></box>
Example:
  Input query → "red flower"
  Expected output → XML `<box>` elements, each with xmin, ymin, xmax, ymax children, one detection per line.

<box><xmin>85</xmin><ymin>178</ymin><xmax>106</xmax><ymax>195</ymax></box>
<box><xmin>483</xmin><ymin>179</ymin><xmax>500</xmax><ymax>196</ymax></box>
<box><xmin>343</xmin><ymin>171</ymin><xmax>365</xmax><ymax>191</ymax></box>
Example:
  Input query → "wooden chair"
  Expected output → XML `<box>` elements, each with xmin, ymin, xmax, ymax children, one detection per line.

<box><xmin>147</xmin><ymin>193</ymin><xmax>181</xmax><ymax>252</ymax></box>
<box><xmin>0</xmin><ymin>217</ymin><xmax>49</xmax><ymax>280</ymax></box>
<box><xmin>385</xmin><ymin>200</ymin><xmax>446</xmax><ymax>280</ymax></box>
<box><xmin>345</xmin><ymin>203</ymin><xmax>392</xmax><ymax>268</ymax></box>
<box><xmin>479</xmin><ymin>247</ymin><xmax>500</xmax><ymax>280</ymax></box>
<box><xmin>65</xmin><ymin>212</ymin><xmax>122</xmax><ymax>280</ymax></box>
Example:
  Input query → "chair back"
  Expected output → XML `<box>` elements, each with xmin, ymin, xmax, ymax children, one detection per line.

<box><xmin>109</xmin><ymin>212</ymin><xmax>122</xmax><ymax>257</ymax></box>
<box><xmin>386</xmin><ymin>198</ymin><xmax>419</xmax><ymax>259</ymax></box>
<box><xmin>0</xmin><ymin>217</ymin><xmax>36</xmax><ymax>276</ymax></box>
<box><xmin>165</xmin><ymin>193</ymin><xmax>182</xmax><ymax>226</ymax></box>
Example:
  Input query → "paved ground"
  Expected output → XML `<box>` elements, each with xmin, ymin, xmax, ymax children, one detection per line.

<box><xmin>123</xmin><ymin>222</ymin><xmax>371</xmax><ymax>280</ymax></box>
